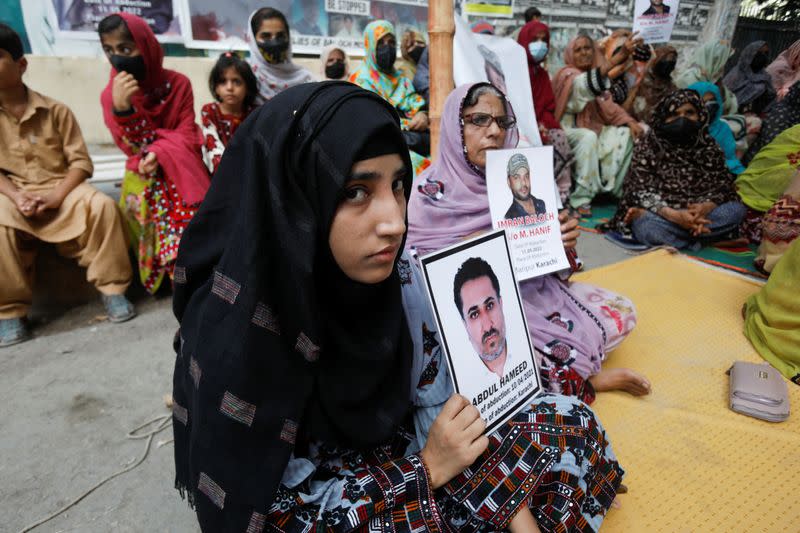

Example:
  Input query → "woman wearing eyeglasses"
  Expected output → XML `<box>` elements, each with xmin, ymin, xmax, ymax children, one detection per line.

<box><xmin>408</xmin><ymin>82</ymin><xmax>651</xmax><ymax>404</ymax></box>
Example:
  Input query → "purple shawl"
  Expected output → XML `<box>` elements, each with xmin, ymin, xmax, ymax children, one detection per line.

<box><xmin>407</xmin><ymin>83</ymin><xmax>604</xmax><ymax>379</ymax></box>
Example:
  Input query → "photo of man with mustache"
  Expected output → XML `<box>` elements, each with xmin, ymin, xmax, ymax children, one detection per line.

<box><xmin>504</xmin><ymin>153</ymin><xmax>546</xmax><ymax>221</ymax></box>
<box><xmin>453</xmin><ymin>256</ymin><xmax>516</xmax><ymax>379</ymax></box>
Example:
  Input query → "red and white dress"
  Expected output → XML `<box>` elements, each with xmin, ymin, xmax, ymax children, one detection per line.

<box><xmin>200</xmin><ymin>102</ymin><xmax>255</xmax><ymax>174</ymax></box>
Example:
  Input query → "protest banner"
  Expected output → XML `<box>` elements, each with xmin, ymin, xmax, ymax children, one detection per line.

<box><xmin>453</xmin><ymin>15</ymin><xmax>542</xmax><ymax>147</ymax></box>
<box><xmin>486</xmin><ymin>147</ymin><xmax>569</xmax><ymax>280</ymax></box>
<box><xmin>632</xmin><ymin>0</ymin><xmax>680</xmax><ymax>44</ymax></box>
<box><xmin>420</xmin><ymin>230</ymin><xmax>541</xmax><ymax>434</ymax></box>
<box><xmin>182</xmin><ymin>0</ymin><xmax>428</xmax><ymax>55</ymax></box>
<box><xmin>46</xmin><ymin>0</ymin><xmax>185</xmax><ymax>42</ymax></box>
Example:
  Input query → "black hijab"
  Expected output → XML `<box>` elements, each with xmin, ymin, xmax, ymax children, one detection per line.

<box><xmin>608</xmin><ymin>89</ymin><xmax>737</xmax><ymax>234</ymax></box>
<box><xmin>171</xmin><ymin>82</ymin><xmax>413</xmax><ymax>528</ymax></box>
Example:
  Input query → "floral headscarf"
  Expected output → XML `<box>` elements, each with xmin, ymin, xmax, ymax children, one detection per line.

<box><xmin>348</xmin><ymin>19</ymin><xmax>425</xmax><ymax>130</ymax></box>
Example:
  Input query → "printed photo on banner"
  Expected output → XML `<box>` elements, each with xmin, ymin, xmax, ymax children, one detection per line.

<box><xmin>632</xmin><ymin>0</ymin><xmax>679</xmax><ymax>44</ymax></box>
<box><xmin>453</xmin><ymin>15</ymin><xmax>542</xmax><ymax>147</ymax></box>
<box><xmin>182</xmin><ymin>0</ymin><xmax>427</xmax><ymax>55</ymax></box>
<box><xmin>486</xmin><ymin>147</ymin><xmax>569</xmax><ymax>280</ymax></box>
<box><xmin>47</xmin><ymin>0</ymin><xmax>184</xmax><ymax>42</ymax></box>
<box><xmin>463</xmin><ymin>0</ymin><xmax>515</xmax><ymax>18</ymax></box>
<box><xmin>420</xmin><ymin>230</ymin><xmax>541</xmax><ymax>434</ymax></box>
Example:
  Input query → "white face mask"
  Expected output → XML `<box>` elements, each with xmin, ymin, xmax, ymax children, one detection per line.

<box><xmin>527</xmin><ymin>41</ymin><xmax>548</xmax><ymax>62</ymax></box>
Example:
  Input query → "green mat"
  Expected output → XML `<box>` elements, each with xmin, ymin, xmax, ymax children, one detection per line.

<box><xmin>577</xmin><ymin>202</ymin><xmax>766</xmax><ymax>279</ymax></box>
<box><xmin>576</xmin><ymin>202</ymin><xmax>617</xmax><ymax>233</ymax></box>
<box><xmin>682</xmin><ymin>243</ymin><xmax>766</xmax><ymax>279</ymax></box>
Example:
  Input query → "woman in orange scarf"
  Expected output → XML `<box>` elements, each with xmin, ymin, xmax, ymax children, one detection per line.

<box><xmin>553</xmin><ymin>34</ymin><xmax>644</xmax><ymax>215</ymax></box>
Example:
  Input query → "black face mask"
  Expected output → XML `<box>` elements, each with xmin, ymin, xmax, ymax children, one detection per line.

<box><xmin>653</xmin><ymin>59</ymin><xmax>676</xmax><ymax>79</ymax></box>
<box><xmin>375</xmin><ymin>44</ymin><xmax>396</xmax><ymax>72</ymax></box>
<box><xmin>110</xmin><ymin>54</ymin><xmax>146</xmax><ymax>82</ymax></box>
<box><xmin>705</xmin><ymin>101</ymin><xmax>720</xmax><ymax>120</ymax></box>
<box><xmin>325</xmin><ymin>60</ymin><xmax>345</xmax><ymax>79</ymax></box>
<box><xmin>408</xmin><ymin>45</ymin><xmax>425</xmax><ymax>64</ymax></box>
<box><xmin>257</xmin><ymin>38</ymin><xmax>289</xmax><ymax>64</ymax></box>
<box><xmin>657</xmin><ymin>116</ymin><xmax>702</xmax><ymax>145</ymax></box>
<box><xmin>750</xmin><ymin>51</ymin><xmax>769</xmax><ymax>72</ymax></box>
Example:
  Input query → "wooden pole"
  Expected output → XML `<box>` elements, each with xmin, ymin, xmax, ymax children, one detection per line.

<box><xmin>428</xmin><ymin>0</ymin><xmax>455</xmax><ymax>161</ymax></box>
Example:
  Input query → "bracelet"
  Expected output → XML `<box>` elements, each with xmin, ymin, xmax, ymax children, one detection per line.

<box><xmin>418</xmin><ymin>453</ymin><xmax>435</xmax><ymax>488</ymax></box>
<box><xmin>586</xmin><ymin>68</ymin><xmax>597</xmax><ymax>95</ymax></box>
<box><xmin>596</xmin><ymin>68</ymin><xmax>607</xmax><ymax>94</ymax></box>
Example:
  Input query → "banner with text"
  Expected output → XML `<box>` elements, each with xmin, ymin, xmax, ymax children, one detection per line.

<box><xmin>183</xmin><ymin>0</ymin><xmax>428</xmax><ymax>55</ymax></box>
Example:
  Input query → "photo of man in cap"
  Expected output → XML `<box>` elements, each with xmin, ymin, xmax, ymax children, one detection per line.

<box><xmin>504</xmin><ymin>153</ymin><xmax>546</xmax><ymax>220</ymax></box>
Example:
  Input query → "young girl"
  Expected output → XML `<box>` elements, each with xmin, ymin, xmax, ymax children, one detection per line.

<box><xmin>172</xmin><ymin>82</ymin><xmax>624</xmax><ymax>533</ymax></box>
<box><xmin>98</xmin><ymin>13</ymin><xmax>209</xmax><ymax>294</ymax></box>
<box><xmin>201</xmin><ymin>52</ymin><xmax>258</xmax><ymax>174</ymax></box>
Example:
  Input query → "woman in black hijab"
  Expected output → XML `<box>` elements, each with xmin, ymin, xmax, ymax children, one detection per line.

<box><xmin>606</xmin><ymin>89</ymin><xmax>745</xmax><ymax>249</ymax></box>
<box><xmin>172</xmin><ymin>82</ymin><xmax>624</xmax><ymax>532</ymax></box>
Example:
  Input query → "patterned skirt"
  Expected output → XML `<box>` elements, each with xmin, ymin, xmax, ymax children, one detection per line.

<box><xmin>755</xmin><ymin>194</ymin><xmax>800</xmax><ymax>273</ymax></box>
<box><xmin>439</xmin><ymin>394</ymin><xmax>623</xmax><ymax>533</ymax></box>
<box><xmin>119</xmin><ymin>170</ymin><xmax>198</xmax><ymax>294</ymax></box>
<box><xmin>264</xmin><ymin>394</ymin><xmax>623</xmax><ymax>533</ymax></box>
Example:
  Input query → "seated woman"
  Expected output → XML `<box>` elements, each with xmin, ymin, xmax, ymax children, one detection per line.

<box><xmin>597</xmin><ymin>30</ymin><xmax>653</xmax><ymax>113</ymax></box>
<box><xmin>675</xmin><ymin>42</ymin><xmax>757</xmax><ymax>153</ymax></box>
<box><xmin>689</xmin><ymin>81</ymin><xmax>746</xmax><ymax>174</ymax></box>
<box><xmin>766</xmin><ymin>39</ymin><xmax>800</xmax><ymax>100</ymax></box>
<box><xmin>744</xmin><ymin>237</ymin><xmax>800</xmax><ymax>386</ymax></box>
<box><xmin>98</xmin><ymin>13</ymin><xmax>209</xmax><ymax>294</ymax></box>
<box><xmin>319</xmin><ymin>44</ymin><xmax>350</xmax><ymax>81</ymax></box>
<box><xmin>676</xmin><ymin>42</ymin><xmax>737</xmax><ymax>114</ymax></box>
<box><xmin>201</xmin><ymin>52</ymin><xmax>258</xmax><ymax>174</ymax></box>
<box><xmin>723</xmin><ymin>41</ymin><xmax>776</xmax><ymax>116</ymax></box>
<box><xmin>350</xmin><ymin>20</ymin><xmax>430</xmax><ymax>158</ymax></box>
<box><xmin>553</xmin><ymin>34</ymin><xmax>644</xmax><ymax>215</ymax></box>
<box><xmin>632</xmin><ymin>45</ymin><xmax>677</xmax><ymax>124</ymax></box>
<box><xmin>246</xmin><ymin>7</ymin><xmax>314</xmax><ymax>103</ymax></box>
<box><xmin>399</xmin><ymin>28</ymin><xmax>427</xmax><ymax>81</ymax></box>
<box><xmin>737</xmin><ymin>124</ymin><xmax>800</xmax><ymax>243</ymax></box>
<box><xmin>409</xmin><ymin>82</ymin><xmax>651</xmax><ymax>403</ymax></box>
<box><xmin>171</xmin><ymin>82</ymin><xmax>625</xmax><ymax>532</ymax></box>
<box><xmin>608</xmin><ymin>89</ymin><xmax>746</xmax><ymax>250</ymax></box>
<box><xmin>754</xmin><ymin>170</ymin><xmax>800</xmax><ymax>274</ymax></box>
<box><xmin>742</xmin><ymin>80</ymin><xmax>800</xmax><ymax>166</ymax></box>
<box><xmin>517</xmin><ymin>19</ymin><xmax>574</xmax><ymax>204</ymax></box>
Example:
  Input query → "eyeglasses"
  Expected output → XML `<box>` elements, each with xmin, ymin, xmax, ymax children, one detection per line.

<box><xmin>461</xmin><ymin>112</ymin><xmax>517</xmax><ymax>130</ymax></box>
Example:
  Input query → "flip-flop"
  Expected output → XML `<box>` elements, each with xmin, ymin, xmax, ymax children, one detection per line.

<box><xmin>604</xmin><ymin>231</ymin><xmax>651</xmax><ymax>251</ymax></box>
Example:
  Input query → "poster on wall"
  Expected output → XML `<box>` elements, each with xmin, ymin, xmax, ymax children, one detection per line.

<box><xmin>453</xmin><ymin>14</ymin><xmax>542</xmax><ymax>147</ymax></box>
<box><xmin>46</xmin><ymin>0</ymin><xmax>185</xmax><ymax>42</ymax></box>
<box><xmin>464</xmin><ymin>0</ymin><xmax>515</xmax><ymax>19</ymax></box>
<box><xmin>420</xmin><ymin>230</ymin><xmax>542</xmax><ymax>434</ymax></box>
<box><xmin>632</xmin><ymin>0</ymin><xmax>680</xmax><ymax>44</ymax></box>
<box><xmin>182</xmin><ymin>0</ymin><xmax>428</xmax><ymax>55</ymax></box>
<box><xmin>486</xmin><ymin>147</ymin><xmax>568</xmax><ymax>279</ymax></box>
